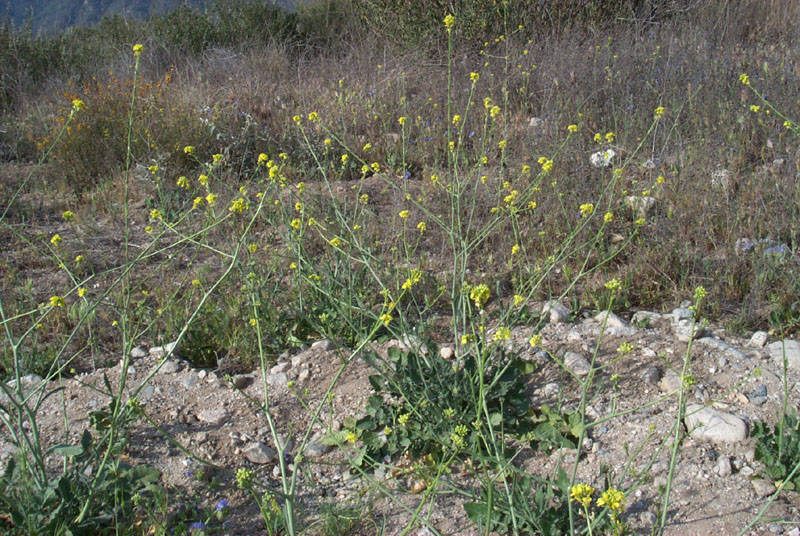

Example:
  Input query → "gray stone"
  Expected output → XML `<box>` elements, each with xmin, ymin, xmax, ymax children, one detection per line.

<box><xmin>267</xmin><ymin>372</ymin><xmax>288</xmax><ymax>391</ymax></box>
<box><xmin>182</xmin><ymin>374</ymin><xmax>199</xmax><ymax>388</ymax></box>
<box><xmin>311</xmin><ymin>339</ymin><xmax>335</xmax><ymax>351</ymax></box>
<box><xmin>197</xmin><ymin>407</ymin><xmax>229</xmax><ymax>426</ymax></box>
<box><xmin>751</xmin><ymin>478</ymin><xmax>775</xmax><ymax>498</ymax></box>
<box><xmin>564</xmin><ymin>351</ymin><xmax>591</xmax><ymax>377</ymax></box>
<box><xmin>130</xmin><ymin>346</ymin><xmax>147</xmax><ymax>359</ymax></box>
<box><xmin>767</xmin><ymin>339</ymin><xmax>800</xmax><ymax>370</ymax></box>
<box><xmin>684</xmin><ymin>404</ymin><xmax>748</xmax><ymax>443</ymax></box>
<box><xmin>659</xmin><ymin>370</ymin><xmax>683</xmax><ymax>393</ymax></box>
<box><xmin>138</xmin><ymin>384</ymin><xmax>155</xmax><ymax>404</ymax></box>
<box><xmin>594</xmin><ymin>311</ymin><xmax>636</xmax><ymax>336</ymax></box>
<box><xmin>624</xmin><ymin>195</ymin><xmax>657</xmax><ymax>219</ymax></box>
<box><xmin>714</xmin><ymin>455</ymin><xmax>732</xmax><ymax>477</ymax></box>
<box><xmin>543</xmin><ymin>301</ymin><xmax>570</xmax><ymax>324</ymax></box>
<box><xmin>631</xmin><ymin>310</ymin><xmax>662</xmax><ymax>327</ymax></box>
<box><xmin>671</xmin><ymin>307</ymin><xmax>693</xmax><ymax>323</ymax></box>
<box><xmin>150</xmin><ymin>341</ymin><xmax>179</xmax><ymax>359</ymax></box>
<box><xmin>161</xmin><ymin>359</ymin><xmax>181</xmax><ymax>374</ymax></box>
<box><xmin>748</xmin><ymin>331</ymin><xmax>769</xmax><ymax>348</ymax></box>
<box><xmin>232</xmin><ymin>374</ymin><xmax>252</xmax><ymax>389</ymax></box>
<box><xmin>270</xmin><ymin>361</ymin><xmax>291</xmax><ymax>375</ymax></box>
<box><xmin>543</xmin><ymin>382</ymin><xmax>560</xmax><ymax>397</ymax></box>
<box><xmin>305</xmin><ymin>440</ymin><xmax>332</xmax><ymax>458</ymax></box>
<box><xmin>641</xmin><ymin>366</ymin><xmax>661</xmax><ymax>385</ymax></box>
<box><xmin>696</xmin><ymin>337</ymin><xmax>747</xmax><ymax>361</ymax></box>
<box><xmin>243</xmin><ymin>441</ymin><xmax>277</xmax><ymax>464</ymax></box>
<box><xmin>674</xmin><ymin>319</ymin><xmax>702</xmax><ymax>342</ymax></box>
<box><xmin>439</xmin><ymin>346</ymin><xmax>455</xmax><ymax>360</ymax></box>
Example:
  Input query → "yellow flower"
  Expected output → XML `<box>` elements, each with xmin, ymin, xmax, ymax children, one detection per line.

<box><xmin>579</xmin><ymin>203</ymin><xmax>594</xmax><ymax>217</ymax></box>
<box><xmin>341</xmin><ymin>154</ymin><xmax>350</xmax><ymax>165</ymax></box>
<box><xmin>693</xmin><ymin>286</ymin><xmax>707</xmax><ymax>300</ymax></box>
<box><xmin>176</xmin><ymin>176</ymin><xmax>189</xmax><ymax>189</ymax></box>
<box><xmin>528</xmin><ymin>200</ymin><xmax>537</xmax><ymax>210</ymax></box>
<box><xmin>363</xmin><ymin>142</ymin><xmax>372</xmax><ymax>151</ymax></box>
<box><xmin>529</xmin><ymin>333</ymin><xmax>542</xmax><ymax>348</ymax></box>
<box><xmin>605</xmin><ymin>278</ymin><xmax>621</xmax><ymax>291</ymax></box>
<box><xmin>470</xmin><ymin>72</ymin><xmax>480</xmax><ymax>83</ymax></box>
<box><xmin>541</xmin><ymin>159</ymin><xmax>554</xmax><ymax>172</ymax></box>
<box><xmin>144</xmin><ymin>225</ymin><xmax>153</xmax><ymax>234</ymax></box>
<box><xmin>444</xmin><ymin>13</ymin><xmax>454</xmax><ymax>31</ymax></box>
<box><xmin>654</xmin><ymin>106</ymin><xmax>665</xmax><ymax>118</ymax></box>
<box><xmin>71</xmin><ymin>99</ymin><xmax>85</xmax><ymax>112</ymax></box>
<box><xmin>62</xmin><ymin>210</ymin><xmax>75</xmax><ymax>221</ymax></box>
<box><xmin>784</xmin><ymin>120</ymin><xmax>792</xmax><ymax>129</ymax></box>
<box><xmin>183</xmin><ymin>145</ymin><xmax>195</xmax><ymax>155</ymax></box>
<box><xmin>258</xmin><ymin>153</ymin><xmax>268</xmax><ymax>165</ymax></box>
<box><xmin>452</xmin><ymin>114</ymin><xmax>461</xmax><ymax>125</ymax></box>
<box><xmin>484</xmin><ymin>97</ymin><xmax>493</xmax><ymax>109</ymax></box>
<box><xmin>192</xmin><ymin>197</ymin><xmax>204</xmax><ymax>209</ymax></box>
<box><xmin>379</xmin><ymin>313</ymin><xmax>392</xmax><ymax>326</ymax></box>
<box><xmin>77</xmin><ymin>288</ymin><xmax>86</xmax><ymax>298</ymax></box>
<box><xmin>289</xmin><ymin>262</ymin><xmax>297</xmax><ymax>270</ymax></box>
<box><xmin>570</xmin><ymin>483</ymin><xmax>595</xmax><ymax>509</ymax></box>
<box><xmin>416</xmin><ymin>221</ymin><xmax>426</xmax><ymax>232</ymax></box>
<box><xmin>493</xmin><ymin>326</ymin><xmax>511</xmax><ymax>341</ymax></box>
<box><xmin>461</xmin><ymin>334</ymin><xmax>474</xmax><ymax>345</ymax></box>
<box><xmin>521</xmin><ymin>164</ymin><xmax>531</xmax><ymax>174</ymax></box>
<box><xmin>497</xmin><ymin>140</ymin><xmax>507</xmax><ymax>149</ymax></box>
<box><xmin>490</xmin><ymin>105</ymin><xmax>501</xmax><ymax>118</ymax></box>
<box><xmin>212</xmin><ymin>153</ymin><xmax>223</xmax><ymax>164</ymax></box>
<box><xmin>398</xmin><ymin>413</ymin><xmax>410</xmax><ymax>425</ymax></box>
<box><xmin>635</xmin><ymin>217</ymin><xmax>645</xmax><ymax>226</ymax></box>
<box><xmin>604</xmin><ymin>211</ymin><xmax>613</xmax><ymax>223</ymax></box>
<box><xmin>290</xmin><ymin>218</ymin><xmax>301</xmax><ymax>230</ymax></box>
<box><xmin>397</xmin><ymin>116</ymin><xmax>407</xmax><ymax>126</ymax></box>
<box><xmin>398</xmin><ymin>210</ymin><xmax>409</xmax><ymax>219</ymax></box>
<box><xmin>198</xmin><ymin>174</ymin><xmax>209</xmax><ymax>187</ymax></box>
<box><xmin>50</xmin><ymin>234</ymin><xmax>62</xmax><ymax>247</ymax></box>
<box><xmin>229</xmin><ymin>197</ymin><xmax>248</xmax><ymax>213</ymax></box>
<box><xmin>149</xmin><ymin>209</ymin><xmax>162</xmax><ymax>220</ymax></box>
<box><xmin>370</xmin><ymin>162</ymin><xmax>380</xmax><ymax>173</ymax></box>
<box><xmin>739</xmin><ymin>73</ymin><xmax>750</xmax><ymax>86</ymax></box>
<box><xmin>597</xmin><ymin>488</ymin><xmax>625</xmax><ymax>513</ymax></box>
<box><xmin>329</xmin><ymin>236</ymin><xmax>341</xmax><ymax>247</ymax></box>
<box><xmin>567</xmin><ymin>124</ymin><xmax>579</xmax><ymax>133</ymax></box>
<box><xmin>307</xmin><ymin>111</ymin><xmax>318</xmax><ymax>122</ymax></box>
<box><xmin>205</xmin><ymin>193</ymin><xmax>217</xmax><ymax>206</ymax></box>
<box><xmin>605</xmin><ymin>131</ymin><xmax>615</xmax><ymax>143</ymax></box>
<box><xmin>292</xmin><ymin>114</ymin><xmax>302</xmax><ymax>124</ymax></box>
<box><xmin>594</xmin><ymin>132</ymin><xmax>603</xmax><ymax>143</ymax></box>
<box><xmin>323</xmin><ymin>138</ymin><xmax>331</xmax><ymax>146</ymax></box>
<box><xmin>749</xmin><ymin>104</ymin><xmax>760</xmax><ymax>113</ymax></box>
<box><xmin>49</xmin><ymin>295</ymin><xmax>65</xmax><ymax>308</ymax></box>
<box><xmin>511</xmin><ymin>244</ymin><xmax>520</xmax><ymax>255</ymax></box>
<box><xmin>295</xmin><ymin>201</ymin><xmax>304</xmax><ymax>213</ymax></box>
<box><xmin>279</xmin><ymin>152</ymin><xmax>288</xmax><ymax>160</ymax></box>
<box><xmin>132</xmin><ymin>43</ymin><xmax>143</xmax><ymax>56</ymax></box>
<box><xmin>656</xmin><ymin>175</ymin><xmax>665</xmax><ymax>184</ymax></box>
<box><xmin>307</xmin><ymin>217</ymin><xmax>317</xmax><ymax>226</ymax></box>
<box><xmin>470</xmin><ymin>284</ymin><xmax>490</xmax><ymax>309</ymax></box>
<box><xmin>191</xmin><ymin>279</ymin><xmax>201</xmax><ymax>286</ymax></box>
<box><xmin>148</xmin><ymin>164</ymin><xmax>158</xmax><ymax>174</ymax></box>
<box><xmin>248</xmin><ymin>243</ymin><xmax>258</xmax><ymax>254</ymax></box>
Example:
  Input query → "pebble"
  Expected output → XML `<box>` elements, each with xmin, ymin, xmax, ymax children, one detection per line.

<box><xmin>161</xmin><ymin>359</ymin><xmax>182</xmax><ymax>374</ymax></box>
<box><xmin>641</xmin><ymin>366</ymin><xmax>661</xmax><ymax>385</ymax></box>
<box><xmin>197</xmin><ymin>407</ymin><xmax>229</xmax><ymax>426</ymax></box>
<box><xmin>138</xmin><ymin>384</ymin><xmax>155</xmax><ymax>404</ymax></box>
<box><xmin>751</xmin><ymin>478</ymin><xmax>775</xmax><ymax>498</ymax></box>
<box><xmin>748</xmin><ymin>331</ymin><xmax>768</xmax><ymax>348</ymax></box>
<box><xmin>311</xmin><ymin>339</ymin><xmax>335</xmax><ymax>352</ymax></box>
<box><xmin>564</xmin><ymin>351</ymin><xmax>591</xmax><ymax>376</ymax></box>
<box><xmin>182</xmin><ymin>374</ymin><xmax>199</xmax><ymax>388</ymax></box>
<box><xmin>542</xmin><ymin>382</ymin><xmax>560</xmax><ymax>397</ymax></box>
<box><xmin>684</xmin><ymin>404</ymin><xmax>748</xmax><ymax>443</ymax></box>
<box><xmin>658</xmin><ymin>370</ymin><xmax>682</xmax><ymax>393</ymax></box>
<box><xmin>767</xmin><ymin>339</ymin><xmax>800</xmax><ymax>370</ymax></box>
<box><xmin>305</xmin><ymin>440</ymin><xmax>332</xmax><ymax>458</ymax></box>
<box><xmin>632</xmin><ymin>310</ymin><xmax>662</xmax><ymax>327</ymax></box>
<box><xmin>130</xmin><ymin>346</ymin><xmax>147</xmax><ymax>359</ymax></box>
<box><xmin>267</xmin><ymin>372</ymin><xmax>288</xmax><ymax>391</ymax></box>
<box><xmin>270</xmin><ymin>361</ymin><xmax>291</xmax><ymax>375</ymax></box>
<box><xmin>714</xmin><ymin>455</ymin><xmax>732</xmax><ymax>477</ymax></box>
<box><xmin>543</xmin><ymin>301</ymin><xmax>570</xmax><ymax>324</ymax></box>
<box><xmin>243</xmin><ymin>441</ymin><xmax>277</xmax><ymax>464</ymax></box>
<box><xmin>439</xmin><ymin>346</ymin><xmax>454</xmax><ymax>360</ymax></box>
<box><xmin>232</xmin><ymin>374</ymin><xmax>252</xmax><ymax>389</ymax></box>
<box><xmin>593</xmin><ymin>311</ymin><xmax>637</xmax><ymax>336</ymax></box>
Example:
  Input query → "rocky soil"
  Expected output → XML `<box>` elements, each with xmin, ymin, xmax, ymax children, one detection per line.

<box><xmin>3</xmin><ymin>302</ymin><xmax>800</xmax><ymax>535</ymax></box>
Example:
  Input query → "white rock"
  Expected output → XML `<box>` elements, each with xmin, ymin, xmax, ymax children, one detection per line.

<box><xmin>267</xmin><ymin>372</ymin><xmax>288</xmax><ymax>391</ymax></box>
<box><xmin>243</xmin><ymin>441</ymin><xmax>277</xmax><ymax>464</ymax></box>
<box><xmin>311</xmin><ymin>339</ymin><xmax>335</xmax><ymax>351</ymax></box>
<box><xmin>528</xmin><ymin>117</ymin><xmax>544</xmax><ymax>129</ymax></box>
<box><xmin>674</xmin><ymin>319</ymin><xmax>702</xmax><ymax>342</ymax></box>
<box><xmin>671</xmin><ymin>307</ymin><xmax>694</xmax><ymax>323</ymax></box>
<box><xmin>593</xmin><ymin>311</ymin><xmax>636</xmax><ymax>336</ymax></box>
<box><xmin>130</xmin><ymin>346</ymin><xmax>147</xmax><ymax>359</ymax></box>
<box><xmin>439</xmin><ymin>346</ymin><xmax>455</xmax><ymax>360</ymax></box>
<box><xmin>160</xmin><ymin>359</ymin><xmax>181</xmax><ymax>374</ymax></box>
<box><xmin>684</xmin><ymin>404</ymin><xmax>748</xmax><ymax>443</ymax></box>
<box><xmin>197</xmin><ymin>407</ymin><xmax>229</xmax><ymax>426</ymax></box>
<box><xmin>766</xmin><ymin>339</ymin><xmax>800</xmax><ymax>370</ymax></box>
<box><xmin>747</xmin><ymin>331</ymin><xmax>768</xmax><ymax>348</ymax></box>
<box><xmin>659</xmin><ymin>370</ymin><xmax>682</xmax><ymax>393</ymax></box>
<box><xmin>542</xmin><ymin>301</ymin><xmax>570</xmax><ymax>324</ymax></box>
<box><xmin>624</xmin><ymin>195</ymin><xmax>657</xmax><ymax>219</ymax></box>
<box><xmin>270</xmin><ymin>361</ymin><xmax>291</xmax><ymax>375</ymax></box>
<box><xmin>714</xmin><ymin>455</ymin><xmax>732</xmax><ymax>477</ymax></box>
<box><xmin>564</xmin><ymin>351</ymin><xmax>591</xmax><ymax>377</ymax></box>
<box><xmin>751</xmin><ymin>478</ymin><xmax>775</xmax><ymax>498</ymax></box>
<box><xmin>631</xmin><ymin>310</ymin><xmax>662</xmax><ymax>327</ymax></box>
<box><xmin>590</xmin><ymin>149</ymin><xmax>616</xmax><ymax>168</ymax></box>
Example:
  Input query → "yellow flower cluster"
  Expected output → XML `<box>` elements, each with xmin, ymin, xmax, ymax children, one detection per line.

<box><xmin>469</xmin><ymin>284</ymin><xmax>490</xmax><ymax>309</ymax></box>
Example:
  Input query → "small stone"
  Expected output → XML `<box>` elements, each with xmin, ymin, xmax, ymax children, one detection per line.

<box><xmin>267</xmin><ymin>372</ymin><xmax>288</xmax><ymax>391</ymax></box>
<box><xmin>272</xmin><ymin>465</ymin><xmax>282</xmax><ymax>478</ymax></box>
<box><xmin>528</xmin><ymin>117</ymin><xmax>544</xmax><ymax>129</ymax></box>
<box><xmin>748</xmin><ymin>331</ymin><xmax>769</xmax><ymax>348</ymax></box>
<box><xmin>767</xmin><ymin>339</ymin><xmax>800</xmax><ymax>370</ymax></box>
<box><xmin>543</xmin><ymin>382</ymin><xmax>560</xmax><ymax>397</ymax></box>
<box><xmin>270</xmin><ymin>361</ymin><xmax>291</xmax><ymax>375</ymax></box>
<box><xmin>297</xmin><ymin>368</ymin><xmax>310</xmax><ymax>383</ymax></box>
<box><xmin>624</xmin><ymin>195</ymin><xmax>657</xmax><ymax>219</ymax></box>
<box><xmin>542</xmin><ymin>301</ymin><xmax>570</xmax><ymax>324</ymax></box>
<box><xmin>311</xmin><ymin>339</ymin><xmax>335</xmax><ymax>352</ymax></box>
<box><xmin>751</xmin><ymin>478</ymin><xmax>775</xmax><ymax>498</ymax></box>
<box><xmin>744</xmin><ymin>449</ymin><xmax>756</xmax><ymax>463</ymax></box>
<box><xmin>641</xmin><ymin>366</ymin><xmax>661</xmax><ymax>385</ymax></box>
<box><xmin>232</xmin><ymin>374</ymin><xmax>252</xmax><ymax>389</ymax></box>
<box><xmin>671</xmin><ymin>307</ymin><xmax>693</xmax><ymax>323</ymax></box>
<box><xmin>197</xmin><ymin>407</ymin><xmax>229</xmax><ymax>426</ymax></box>
<box><xmin>197</xmin><ymin>369</ymin><xmax>207</xmax><ymax>379</ymax></box>
<box><xmin>659</xmin><ymin>370</ymin><xmax>682</xmax><ymax>393</ymax></box>
<box><xmin>739</xmin><ymin>465</ymin><xmax>754</xmax><ymax>477</ymax></box>
<box><xmin>632</xmin><ymin>311</ymin><xmax>662</xmax><ymax>327</ymax></box>
<box><xmin>714</xmin><ymin>455</ymin><xmax>732</xmax><ymax>477</ymax></box>
<box><xmin>564</xmin><ymin>351</ymin><xmax>591</xmax><ymax>377</ymax></box>
<box><xmin>640</xmin><ymin>511</ymin><xmax>657</xmax><ymax>526</ymax></box>
<box><xmin>439</xmin><ymin>346</ymin><xmax>455</xmax><ymax>360</ymax></box>
<box><xmin>161</xmin><ymin>359</ymin><xmax>181</xmax><ymax>374</ymax></box>
<box><xmin>243</xmin><ymin>441</ymin><xmax>277</xmax><ymax>464</ymax></box>
<box><xmin>594</xmin><ymin>311</ymin><xmax>636</xmax><ymax>336</ymax></box>
<box><xmin>305</xmin><ymin>440</ymin><xmax>332</xmax><ymax>458</ymax></box>
<box><xmin>684</xmin><ymin>404</ymin><xmax>748</xmax><ymax>443</ymax></box>
<box><xmin>130</xmin><ymin>346</ymin><xmax>147</xmax><ymax>359</ymax></box>
<box><xmin>182</xmin><ymin>374</ymin><xmax>199</xmax><ymax>388</ymax></box>
<box><xmin>150</xmin><ymin>341</ymin><xmax>179</xmax><ymax>358</ymax></box>
<box><xmin>138</xmin><ymin>384</ymin><xmax>155</xmax><ymax>404</ymax></box>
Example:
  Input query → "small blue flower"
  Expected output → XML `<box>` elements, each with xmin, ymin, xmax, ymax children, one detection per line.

<box><xmin>189</xmin><ymin>521</ymin><xmax>206</xmax><ymax>531</ymax></box>
<box><xmin>216</xmin><ymin>499</ymin><xmax>230</xmax><ymax>511</ymax></box>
